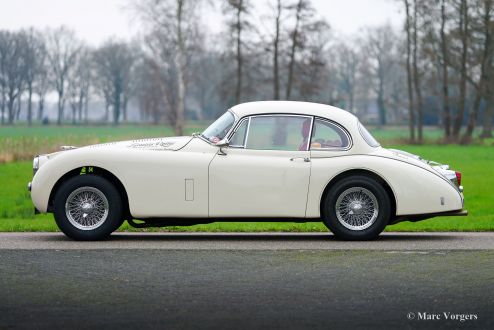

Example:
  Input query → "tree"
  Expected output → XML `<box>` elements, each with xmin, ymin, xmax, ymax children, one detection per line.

<box><xmin>404</xmin><ymin>0</ymin><xmax>416</xmax><ymax>141</ymax></box>
<box><xmin>452</xmin><ymin>0</ymin><xmax>469</xmax><ymax>140</ymax></box>
<box><xmin>67</xmin><ymin>47</ymin><xmax>92</xmax><ymax>125</ymax></box>
<box><xmin>223</xmin><ymin>0</ymin><xmax>252</xmax><ymax>104</ymax></box>
<box><xmin>34</xmin><ymin>52</ymin><xmax>49</xmax><ymax>121</ymax></box>
<box><xmin>23</xmin><ymin>28</ymin><xmax>46</xmax><ymax>126</ymax></box>
<box><xmin>333</xmin><ymin>41</ymin><xmax>359</xmax><ymax>112</ymax></box>
<box><xmin>286</xmin><ymin>0</ymin><xmax>311</xmax><ymax>99</ymax></box>
<box><xmin>462</xmin><ymin>0</ymin><xmax>494</xmax><ymax>143</ymax></box>
<box><xmin>133</xmin><ymin>0</ymin><xmax>202</xmax><ymax>134</ymax></box>
<box><xmin>439</xmin><ymin>0</ymin><xmax>452</xmax><ymax>140</ymax></box>
<box><xmin>0</xmin><ymin>31</ymin><xmax>28</xmax><ymax>125</ymax></box>
<box><xmin>93</xmin><ymin>41</ymin><xmax>134</xmax><ymax>125</ymax></box>
<box><xmin>46</xmin><ymin>27</ymin><xmax>81</xmax><ymax>125</ymax></box>
<box><xmin>271</xmin><ymin>0</ymin><xmax>283</xmax><ymax>100</ymax></box>
<box><xmin>365</xmin><ymin>25</ymin><xmax>396</xmax><ymax>126</ymax></box>
<box><xmin>412</xmin><ymin>0</ymin><xmax>424</xmax><ymax>142</ymax></box>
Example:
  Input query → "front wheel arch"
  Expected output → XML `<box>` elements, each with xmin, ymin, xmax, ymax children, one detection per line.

<box><xmin>48</xmin><ymin>166</ymin><xmax>130</xmax><ymax>220</ymax></box>
<box><xmin>320</xmin><ymin>169</ymin><xmax>397</xmax><ymax>222</ymax></box>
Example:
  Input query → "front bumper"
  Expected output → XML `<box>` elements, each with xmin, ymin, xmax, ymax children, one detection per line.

<box><xmin>28</xmin><ymin>181</ymin><xmax>40</xmax><ymax>214</ymax></box>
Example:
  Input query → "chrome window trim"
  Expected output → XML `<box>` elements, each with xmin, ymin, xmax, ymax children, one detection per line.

<box><xmin>228</xmin><ymin>113</ymin><xmax>313</xmax><ymax>151</ymax></box>
<box><xmin>244</xmin><ymin>117</ymin><xmax>251</xmax><ymax>148</ymax></box>
<box><xmin>358</xmin><ymin>121</ymin><xmax>380</xmax><ymax>148</ymax></box>
<box><xmin>309</xmin><ymin>117</ymin><xmax>353</xmax><ymax>152</ymax></box>
<box><xmin>199</xmin><ymin>110</ymin><xmax>238</xmax><ymax>146</ymax></box>
<box><xmin>229</xmin><ymin>117</ymin><xmax>250</xmax><ymax>148</ymax></box>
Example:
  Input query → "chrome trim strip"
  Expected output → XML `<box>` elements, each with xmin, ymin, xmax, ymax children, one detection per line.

<box><xmin>309</xmin><ymin>117</ymin><xmax>353</xmax><ymax>151</ymax></box>
<box><xmin>306</xmin><ymin>116</ymin><xmax>314</xmax><ymax>151</ymax></box>
<box><xmin>229</xmin><ymin>118</ymin><xmax>249</xmax><ymax>148</ymax></box>
<box><xmin>244</xmin><ymin>117</ymin><xmax>251</xmax><ymax>149</ymax></box>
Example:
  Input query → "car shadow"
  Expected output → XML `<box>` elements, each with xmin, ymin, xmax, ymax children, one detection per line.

<box><xmin>37</xmin><ymin>232</ymin><xmax>463</xmax><ymax>242</ymax></box>
<box><xmin>105</xmin><ymin>232</ymin><xmax>460</xmax><ymax>242</ymax></box>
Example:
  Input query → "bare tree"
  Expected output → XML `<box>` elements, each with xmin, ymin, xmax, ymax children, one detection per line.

<box><xmin>46</xmin><ymin>27</ymin><xmax>81</xmax><ymax>125</ymax></box>
<box><xmin>23</xmin><ymin>28</ymin><xmax>46</xmax><ymax>125</ymax></box>
<box><xmin>133</xmin><ymin>0</ymin><xmax>202</xmax><ymax>134</ymax></box>
<box><xmin>286</xmin><ymin>0</ymin><xmax>311</xmax><ymax>99</ymax></box>
<box><xmin>412</xmin><ymin>0</ymin><xmax>424</xmax><ymax>142</ymax></box>
<box><xmin>272</xmin><ymin>0</ymin><xmax>283</xmax><ymax>100</ymax></box>
<box><xmin>462</xmin><ymin>0</ymin><xmax>494</xmax><ymax>143</ymax></box>
<box><xmin>0</xmin><ymin>31</ymin><xmax>8</xmax><ymax>125</ymax></box>
<box><xmin>404</xmin><ymin>0</ymin><xmax>416</xmax><ymax>141</ymax></box>
<box><xmin>67</xmin><ymin>47</ymin><xmax>92</xmax><ymax>125</ymax></box>
<box><xmin>223</xmin><ymin>0</ymin><xmax>252</xmax><ymax>104</ymax></box>
<box><xmin>0</xmin><ymin>31</ymin><xmax>28</xmax><ymax>125</ymax></box>
<box><xmin>333</xmin><ymin>41</ymin><xmax>359</xmax><ymax>112</ymax></box>
<box><xmin>32</xmin><ymin>35</ymin><xmax>49</xmax><ymax>122</ymax></box>
<box><xmin>439</xmin><ymin>0</ymin><xmax>452</xmax><ymax>140</ymax></box>
<box><xmin>365</xmin><ymin>25</ymin><xmax>396</xmax><ymax>126</ymax></box>
<box><xmin>93</xmin><ymin>41</ymin><xmax>134</xmax><ymax>125</ymax></box>
<box><xmin>451</xmin><ymin>0</ymin><xmax>469</xmax><ymax>140</ymax></box>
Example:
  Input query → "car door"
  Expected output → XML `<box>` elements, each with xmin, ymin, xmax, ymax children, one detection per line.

<box><xmin>208</xmin><ymin>114</ymin><xmax>312</xmax><ymax>218</ymax></box>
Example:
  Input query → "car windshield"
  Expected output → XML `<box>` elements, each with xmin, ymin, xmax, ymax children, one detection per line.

<box><xmin>358</xmin><ymin>122</ymin><xmax>380</xmax><ymax>147</ymax></box>
<box><xmin>201</xmin><ymin>111</ymin><xmax>235</xmax><ymax>144</ymax></box>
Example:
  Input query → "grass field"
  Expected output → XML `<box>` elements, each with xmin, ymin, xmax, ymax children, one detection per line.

<box><xmin>0</xmin><ymin>123</ymin><xmax>208</xmax><ymax>163</ymax></box>
<box><xmin>0</xmin><ymin>124</ymin><xmax>492</xmax><ymax>232</ymax></box>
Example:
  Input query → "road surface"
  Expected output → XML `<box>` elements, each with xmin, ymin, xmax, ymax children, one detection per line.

<box><xmin>0</xmin><ymin>232</ymin><xmax>492</xmax><ymax>329</ymax></box>
<box><xmin>0</xmin><ymin>231</ymin><xmax>493</xmax><ymax>250</ymax></box>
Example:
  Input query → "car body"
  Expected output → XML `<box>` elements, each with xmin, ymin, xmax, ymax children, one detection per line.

<box><xmin>29</xmin><ymin>101</ymin><xmax>467</xmax><ymax>240</ymax></box>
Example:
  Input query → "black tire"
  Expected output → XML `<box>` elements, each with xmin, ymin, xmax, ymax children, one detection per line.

<box><xmin>53</xmin><ymin>175</ymin><xmax>123</xmax><ymax>241</ymax></box>
<box><xmin>322</xmin><ymin>175</ymin><xmax>391</xmax><ymax>240</ymax></box>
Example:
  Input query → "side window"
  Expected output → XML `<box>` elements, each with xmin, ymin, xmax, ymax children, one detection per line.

<box><xmin>310</xmin><ymin>119</ymin><xmax>350</xmax><ymax>149</ymax></box>
<box><xmin>245</xmin><ymin>116</ymin><xmax>311</xmax><ymax>151</ymax></box>
<box><xmin>229</xmin><ymin>119</ymin><xmax>248</xmax><ymax>147</ymax></box>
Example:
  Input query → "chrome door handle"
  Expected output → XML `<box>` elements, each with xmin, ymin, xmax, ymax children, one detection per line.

<box><xmin>290</xmin><ymin>157</ymin><xmax>311</xmax><ymax>162</ymax></box>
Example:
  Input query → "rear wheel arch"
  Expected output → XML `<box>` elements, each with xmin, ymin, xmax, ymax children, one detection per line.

<box><xmin>320</xmin><ymin>169</ymin><xmax>397</xmax><ymax>220</ymax></box>
<box><xmin>48</xmin><ymin>166</ymin><xmax>130</xmax><ymax>219</ymax></box>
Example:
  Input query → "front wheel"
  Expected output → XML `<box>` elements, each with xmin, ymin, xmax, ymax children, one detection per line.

<box><xmin>322</xmin><ymin>175</ymin><xmax>391</xmax><ymax>240</ymax></box>
<box><xmin>53</xmin><ymin>175</ymin><xmax>123</xmax><ymax>241</ymax></box>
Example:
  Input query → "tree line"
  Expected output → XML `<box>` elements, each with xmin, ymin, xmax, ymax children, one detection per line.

<box><xmin>0</xmin><ymin>0</ymin><xmax>493</xmax><ymax>143</ymax></box>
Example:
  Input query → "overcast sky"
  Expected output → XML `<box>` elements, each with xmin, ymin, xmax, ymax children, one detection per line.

<box><xmin>0</xmin><ymin>0</ymin><xmax>403</xmax><ymax>46</ymax></box>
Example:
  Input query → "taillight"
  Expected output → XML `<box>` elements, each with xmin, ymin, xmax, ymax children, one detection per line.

<box><xmin>455</xmin><ymin>171</ymin><xmax>462</xmax><ymax>186</ymax></box>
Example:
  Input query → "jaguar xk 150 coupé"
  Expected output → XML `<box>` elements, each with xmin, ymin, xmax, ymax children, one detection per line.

<box><xmin>29</xmin><ymin>101</ymin><xmax>467</xmax><ymax>240</ymax></box>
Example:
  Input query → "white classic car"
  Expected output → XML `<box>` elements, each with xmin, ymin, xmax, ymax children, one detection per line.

<box><xmin>29</xmin><ymin>101</ymin><xmax>466</xmax><ymax>240</ymax></box>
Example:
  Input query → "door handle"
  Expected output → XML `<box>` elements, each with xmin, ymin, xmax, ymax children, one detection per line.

<box><xmin>290</xmin><ymin>157</ymin><xmax>311</xmax><ymax>162</ymax></box>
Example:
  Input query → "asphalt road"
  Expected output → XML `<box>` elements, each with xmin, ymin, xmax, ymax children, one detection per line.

<box><xmin>0</xmin><ymin>232</ymin><xmax>493</xmax><ymax>250</ymax></box>
<box><xmin>0</xmin><ymin>233</ymin><xmax>493</xmax><ymax>329</ymax></box>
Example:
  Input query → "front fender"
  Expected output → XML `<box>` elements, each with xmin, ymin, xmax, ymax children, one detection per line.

<box><xmin>31</xmin><ymin>148</ymin><xmax>130</xmax><ymax>213</ymax></box>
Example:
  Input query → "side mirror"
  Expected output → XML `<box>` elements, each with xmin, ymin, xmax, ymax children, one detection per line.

<box><xmin>216</xmin><ymin>139</ymin><xmax>229</xmax><ymax>155</ymax></box>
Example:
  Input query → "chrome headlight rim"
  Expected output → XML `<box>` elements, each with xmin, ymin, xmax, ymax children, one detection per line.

<box><xmin>33</xmin><ymin>156</ymin><xmax>40</xmax><ymax>175</ymax></box>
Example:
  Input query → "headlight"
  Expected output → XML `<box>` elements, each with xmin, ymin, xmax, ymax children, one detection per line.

<box><xmin>33</xmin><ymin>156</ymin><xmax>39</xmax><ymax>175</ymax></box>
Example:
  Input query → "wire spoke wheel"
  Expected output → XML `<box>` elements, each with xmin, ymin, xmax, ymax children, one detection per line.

<box><xmin>65</xmin><ymin>186</ymin><xmax>109</xmax><ymax>231</ymax></box>
<box><xmin>335</xmin><ymin>187</ymin><xmax>379</xmax><ymax>231</ymax></box>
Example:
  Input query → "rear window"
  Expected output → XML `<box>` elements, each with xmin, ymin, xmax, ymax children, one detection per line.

<box><xmin>358</xmin><ymin>122</ymin><xmax>380</xmax><ymax>147</ymax></box>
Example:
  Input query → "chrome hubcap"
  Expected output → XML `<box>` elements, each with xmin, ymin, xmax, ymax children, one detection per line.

<box><xmin>335</xmin><ymin>187</ymin><xmax>379</xmax><ymax>231</ymax></box>
<box><xmin>65</xmin><ymin>187</ymin><xmax>109</xmax><ymax>230</ymax></box>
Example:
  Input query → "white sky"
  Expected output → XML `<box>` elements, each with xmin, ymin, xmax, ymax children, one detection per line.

<box><xmin>0</xmin><ymin>0</ymin><xmax>403</xmax><ymax>46</ymax></box>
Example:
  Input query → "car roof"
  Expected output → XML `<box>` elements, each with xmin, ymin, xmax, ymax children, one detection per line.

<box><xmin>229</xmin><ymin>101</ymin><xmax>358</xmax><ymax>124</ymax></box>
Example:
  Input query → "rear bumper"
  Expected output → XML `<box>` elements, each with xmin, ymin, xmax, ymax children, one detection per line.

<box><xmin>391</xmin><ymin>209</ymin><xmax>468</xmax><ymax>224</ymax></box>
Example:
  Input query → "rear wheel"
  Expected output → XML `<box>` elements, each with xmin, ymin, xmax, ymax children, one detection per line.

<box><xmin>53</xmin><ymin>175</ymin><xmax>123</xmax><ymax>240</ymax></box>
<box><xmin>322</xmin><ymin>175</ymin><xmax>391</xmax><ymax>240</ymax></box>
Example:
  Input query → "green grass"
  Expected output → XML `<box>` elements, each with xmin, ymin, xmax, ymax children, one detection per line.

<box><xmin>0</xmin><ymin>143</ymin><xmax>492</xmax><ymax>232</ymax></box>
<box><xmin>0</xmin><ymin>123</ymin><xmax>207</xmax><ymax>163</ymax></box>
